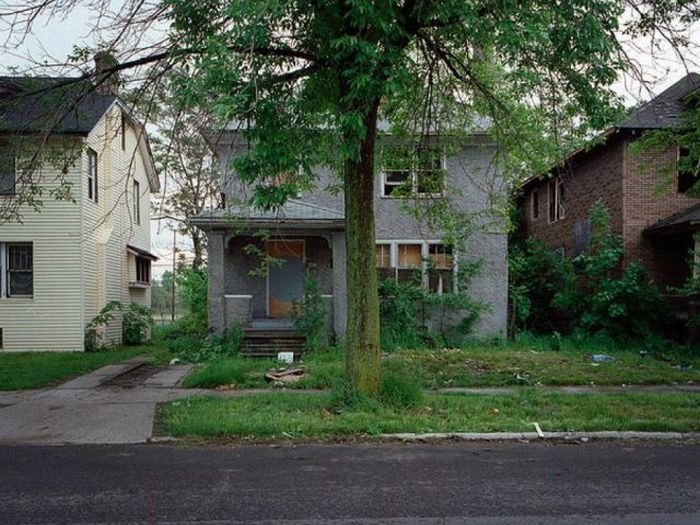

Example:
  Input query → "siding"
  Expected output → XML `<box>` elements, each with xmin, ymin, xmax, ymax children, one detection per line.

<box><xmin>83</xmin><ymin>106</ymin><xmax>152</xmax><ymax>346</ymax></box>
<box><xmin>0</xmin><ymin>141</ymin><xmax>84</xmax><ymax>352</ymax></box>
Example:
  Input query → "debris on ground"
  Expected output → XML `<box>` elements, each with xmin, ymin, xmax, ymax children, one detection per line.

<box><xmin>591</xmin><ymin>354</ymin><xmax>615</xmax><ymax>363</ymax></box>
<box><xmin>169</xmin><ymin>358</ymin><xmax>181</xmax><ymax>366</ymax></box>
<box><xmin>265</xmin><ymin>367</ymin><xmax>305</xmax><ymax>385</ymax></box>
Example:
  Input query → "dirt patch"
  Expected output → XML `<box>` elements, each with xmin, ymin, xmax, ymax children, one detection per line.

<box><xmin>101</xmin><ymin>364</ymin><xmax>164</xmax><ymax>388</ymax></box>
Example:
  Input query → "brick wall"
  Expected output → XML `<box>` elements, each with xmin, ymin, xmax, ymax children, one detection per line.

<box><xmin>622</xmin><ymin>137</ymin><xmax>700</xmax><ymax>287</ymax></box>
<box><xmin>521</xmin><ymin>137</ymin><xmax>625</xmax><ymax>255</ymax></box>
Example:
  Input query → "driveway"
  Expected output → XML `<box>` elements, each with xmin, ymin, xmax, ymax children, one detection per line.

<box><xmin>0</xmin><ymin>358</ymin><xmax>197</xmax><ymax>445</ymax></box>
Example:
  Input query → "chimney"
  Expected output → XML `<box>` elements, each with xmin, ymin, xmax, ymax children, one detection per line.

<box><xmin>94</xmin><ymin>51</ymin><xmax>119</xmax><ymax>96</ymax></box>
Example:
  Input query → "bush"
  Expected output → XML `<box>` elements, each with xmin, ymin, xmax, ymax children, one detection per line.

<box><xmin>554</xmin><ymin>201</ymin><xmax>669</xmax><ymax>340</ymax></box>
<box><xmin>178</xmin><ymin>322</ymin><xmax>245</xmax><ymax>363</ymax></box>
<box><xmin>378</xmin><ymin>274</ymin><xmax>425</xmax><ymax>350</ymax></box>
<box><xmin>122</xmin><ymin>303</ymin><xmax>154</xmax><ymax>345</ymax></box>
<box><xmin>292</xmin><ymin>271</ymin><xmax>329</xmax><ymax>351</ymax></box>
<box><xmin>176</xmin><ymin>267</ymin><xmax>208</xmax><ymax>336</ymax></box>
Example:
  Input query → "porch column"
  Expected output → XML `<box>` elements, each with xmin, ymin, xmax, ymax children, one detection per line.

<box><xmin>331</xmin><ymin>231</ymin><xmax>347</xmax><ymax>338</ymax></box>
<box><xmin>207</xmin><ymin>231</ymin><xmax>226</xmax><ymax>336</ymax></box>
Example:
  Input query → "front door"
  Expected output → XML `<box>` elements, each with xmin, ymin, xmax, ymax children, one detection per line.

<box><xmin>267</xmin><ymin>240</ymin><xmax>305</xmax><ymax>317</ymax></box>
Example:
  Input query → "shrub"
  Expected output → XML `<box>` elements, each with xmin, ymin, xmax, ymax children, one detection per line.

<box><xmin>292</xmin><ymin>271</ymin><xmax>329</xmax><ymax>351</ymax></box>
<box><xmin>554</xmin><ymin>201</ymin><xmax>669</xmax><ymax>340</ymax></box>
<box><xmin>178</xmin><ymin>322</ymin><xmax>245</xmax><ymax>363</ymax></box>
<box><xmin>176</xmin><ymin>267</ymin><xmax>208</xmax><ymax>336</ymax></box>
<box><xmin>378</xmin><ymin>274</ymin><xmax>426</xmax><ymax>350</ymax></box>
<box><xmin>122</xmin><ymin>303</ymin><xmax>154</xmax><ymax>345</ymax></box>
<box><xmin>84</xmin><ymin>301</ymin><xmax>121</xmax><ymax>352</ymax></box>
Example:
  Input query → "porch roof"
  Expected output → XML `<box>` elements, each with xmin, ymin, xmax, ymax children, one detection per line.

<box><xmin>644</xmin><ymin>203</ymin><xmax>700</xmax><ymax>237</ymax></box>
<box><xmin>191</xmin><ymin>199</ymin><xmax>345</xmax><ymax>230</ymax></box>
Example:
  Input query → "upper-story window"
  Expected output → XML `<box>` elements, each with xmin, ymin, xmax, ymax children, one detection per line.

<box><xmin>0</xmin><ymin>145</ymin><xmax>15</xmax><ymax>196</ymax></box>
<box><xmin>87</xmin><ymin>148</ymin><xmax>98</xmax><ymax>203</ymax></box>
<box><xmin>381</xmin><ymin>146</ymin><xmax>445</xmax><ymax>198</ymax></box>
<box><xmin>133</xmin><ymin>180</ymin><xmax>141</xmax><ymax>224</ymax></box>
<box><xmin>531</xmin><ymin>190</ymin><xmax>540</xmax><ymax>219</ymax></box>
<box><xmin>548</xmin><ymin>178</ymin><xmax>565</xmax><ymax>222</ymax></box>
<box><xmin>121</xmin><ymin>111</ymin><xmax>127</xmax><ymax>151</ymax></box>
<box><xmin>677</xmin><ymin>146</ymin><xmax>697</xmax><ymax>194</ymax></box>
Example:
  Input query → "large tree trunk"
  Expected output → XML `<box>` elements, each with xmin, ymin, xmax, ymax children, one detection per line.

<box><xmin>344</xmin><ymin>100</ymin><xmax>382</xmax><ymax>396</ymax></box>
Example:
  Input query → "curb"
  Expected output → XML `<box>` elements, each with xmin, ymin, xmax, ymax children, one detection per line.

<box><xmin>381</xmin><ymin>431</ymin><xmax>700</xmax><ymax>442</ymax></box>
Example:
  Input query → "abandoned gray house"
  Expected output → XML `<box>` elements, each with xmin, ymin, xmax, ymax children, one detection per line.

<box><xmin>193</xmin><ymin>124</ymin><xmax>508</xmax><ymax>350</ymax></box>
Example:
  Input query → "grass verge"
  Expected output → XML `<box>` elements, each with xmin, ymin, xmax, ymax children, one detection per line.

<box><xmin>161</xmin><ymin>390</ymin><xmax>700</xmax><ymax>439</ymax></box>
<box><xmin>0</xmin><ymin>343</ymin><xmax>169</xmax><ymax>390</ymax></box>
<box><xmin>183</xmin><ymin>343</ymin><xmax>700</xmax><ymax>390</ymax></box>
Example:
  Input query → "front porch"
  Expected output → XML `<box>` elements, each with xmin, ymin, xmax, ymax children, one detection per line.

<box><xmin>193</xmin><ymin>200</ymin><xmax>347</xmax><ymax>350</ymax></box>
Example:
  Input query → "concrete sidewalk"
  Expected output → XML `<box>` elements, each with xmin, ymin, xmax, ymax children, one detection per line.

<box><xmin>0</xmin><ymin>359</ymin><xmax>198</xmax><ymax>445</ymax></box>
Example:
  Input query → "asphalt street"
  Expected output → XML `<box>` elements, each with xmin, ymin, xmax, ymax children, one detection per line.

<box><xmin>0</xmin><ymin>442</ymin><xmax>698</xmax><ymax>524</ymax></box>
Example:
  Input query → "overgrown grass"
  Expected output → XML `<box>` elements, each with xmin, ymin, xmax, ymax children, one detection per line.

<box><xmin>162</xmin><ymin>390</ymin><xmax>700</xmax><ymax>439</ymax></box>
<box><xmin>183</xmin><ymin>335</ymin><xmax>700</xmax><ymax>390</ymax></box>
<box><xmin>0</xmin><ymin>343</ymin><xmax>165</xmax><ymax>390</ymax></box>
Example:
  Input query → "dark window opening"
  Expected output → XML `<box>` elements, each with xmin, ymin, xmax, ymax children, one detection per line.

<box><xmin>135</xmin><ymin>256</ymin><xmax>151</xmax><ymax>284</ymax></box>
<box><xmin>121</xmin><ymin>111</ymin><xmax>127</xmax><ymax>150</ymax></box>
<box><xmin>7</xmin><ymin>243</ymin><xmax>33</xmax><ymax>296</ymax></box>
<box><xmin>678</xmin><ymin>147</ymin><xmax>697</xmax><ymax>194</ymax></box>
<box><xmin>87</xmin><ymin>148</ymin><xmax>98</xmax><ymax>203</ymax></box>
<box><xmin>531</xmin><ymin>190</ymin><xmax>539</xmax><ymax>219</ymax></box>
<box><xmin>133</xmin><ymin>180</ymin><xmax>140</xmax><ymax>225</ymax></box>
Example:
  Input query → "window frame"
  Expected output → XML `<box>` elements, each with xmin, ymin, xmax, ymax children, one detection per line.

<box><xmin>133</xmin><ymin>179</ymin><xmax>141</xmax><ymax>225</ymax></box>
<box><xmin>548</xmin><ymin>177</ymin><xmax>565</xmax><ymax>223</ymax></box>
<box><xmin>677</xmin><ymin>145</ymin><xmax>696</xmax><ymax>194</ymax></box>
<box><xmin>135</xmin><ymin>256</ymin><xmax>151</xmax><ymax>285</ymax></box>
<box><xmin>0</xmin><ymin>242</ymin><xmax>33</xmax><ymax>299</ymax></box>
<box><xmin>376</xmin><ymin>240</ymin><xmax>457</xmax><ymax>293</ymax></box>
<box><xmin>87</xmin><ymin>148</ymin><xmax>98</xmax><ymax>203</ymax></box>
<box><xmin>531</xmin><ymin>190</ymin><xmax>539</xmax><ymax>220</ymax></box>
<box><xmin>380</xmin><ymin>146</ymin><xmax>446</xmax><ymax>199</ymax></box>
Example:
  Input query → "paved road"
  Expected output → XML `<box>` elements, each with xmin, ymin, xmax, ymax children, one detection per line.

<box><xmin>0</xmin><ymin>442</ymin><xmax>698</xmax><ymax>524</ymax></box>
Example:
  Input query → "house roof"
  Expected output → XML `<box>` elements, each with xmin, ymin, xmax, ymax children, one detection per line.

<box><xmin>519</xmin><ymin>73</ymin><xmax>700</xmax><ymax>192</ymax></box>
<box><xmin>191</xmin><ymin>199</ymin><xmax>345</xmax><ymax>230</ymax></box>
<box><xmin>644</xmin><ymin>202</ymin><xmax>700</xmax><ymax>236</ymax></box>
<box><xmin>618</xmin><ymin>73</ymin><xmax>700</xmax><ymax>129</ymax></box>
<box><xmin>0</xmin><ymin>76</ymin><xmax>160</xmax><ymax>193</ymax></box>
<box><xmin>0</xmin><ymin>76</ymin><xmax>117</xmax><ymax>134</ymax></box>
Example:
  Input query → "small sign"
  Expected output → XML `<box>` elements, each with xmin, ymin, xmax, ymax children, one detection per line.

<box><xmin>277</xmin><ymin>352</ymin><xmax>294</xmax><ymax>364</ymax></box>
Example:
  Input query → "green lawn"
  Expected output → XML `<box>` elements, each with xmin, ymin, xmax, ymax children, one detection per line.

<box><xmin>0</xmin><ymin>342</ymin><xmax>171</xmax><ymax>390</ymax></box>
<box><xmin>183</xmin><ymin>343</ymin><xmax>700</xmax><ymax>390</ymax></box>
<box><xmin>161</xmin><ymin>390</ymin><xmax>700</xmax><ymax>439</ymax></box>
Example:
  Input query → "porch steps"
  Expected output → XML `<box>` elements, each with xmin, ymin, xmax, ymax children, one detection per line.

<box><xmin>240</xmin><ymin>328</ymin><xmax>305</xmax><ymax>358</ymax></box>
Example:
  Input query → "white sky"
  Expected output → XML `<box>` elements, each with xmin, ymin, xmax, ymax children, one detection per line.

<box><xmin>1</xmin><ymin>5</ymin><xmax>699</xmax><ymax>277</ymax></box>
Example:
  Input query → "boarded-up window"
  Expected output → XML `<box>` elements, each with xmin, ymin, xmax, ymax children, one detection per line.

<box><xmin>397</xmin><ymin>244</ymin><xmax>422</xmax><ymax>268</ymax></box>
<box><xmin>574</xmin><ymin>219</ymin><xmax>592</xmax><ymax>256</ymax></box>
<box><xmin>376</xmin><ymin>244</ymin><xmax>391</xmax><ymax>268</ymax></box>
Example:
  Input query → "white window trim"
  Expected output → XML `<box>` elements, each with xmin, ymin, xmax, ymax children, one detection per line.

<box><xmin>548</xmin><ymin>178</ymin><xmax>565</xmax><ymax>223</ymax></box>
<box><xmin>0</xmin><ymin>241</ymin><xmax>33</xmax><ymax>299</ymax></box>
<box><xmin>380</xmin><ymin>147</ymin><xmax>446</xmax><ymax>199</ymax></box>
<box><xmin>376</xmin><ymin>239</ymin><xmax>458</xmax><ymax>293</ymax></box>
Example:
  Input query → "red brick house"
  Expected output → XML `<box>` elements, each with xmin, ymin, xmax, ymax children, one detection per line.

<box><xmin>518</xmin><ymin>73</ymin><xmax>700</xmax><ymax>291</ymax></box>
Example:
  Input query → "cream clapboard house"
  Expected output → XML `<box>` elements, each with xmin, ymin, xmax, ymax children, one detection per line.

<box><xmin>0</xmin><ymin>68</ymin><xmax>159</xmax><ymax>351</ymax></box>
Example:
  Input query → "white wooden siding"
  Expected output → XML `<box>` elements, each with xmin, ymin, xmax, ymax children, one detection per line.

<box><xmin>0</xmin><ymin>103</ymin><xmax>154</xmax><ymax>352</ymax></box>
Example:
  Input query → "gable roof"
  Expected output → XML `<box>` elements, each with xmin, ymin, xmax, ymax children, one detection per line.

<box><xmin>618</xmin><ymin>73</ymin><xmax>700</xmax><ymax>130</ymax></box>
<box><xmin>0</xmin><ymin>76</ymin><xmax>117</xmax><ymax>134</ymax></box>
<box><xmin>519</xmin><ymin>73</ymin><xmax>700</xmax><ymax>191</ymax></box>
